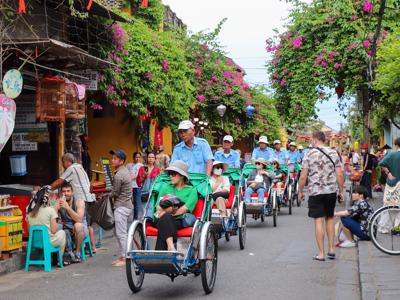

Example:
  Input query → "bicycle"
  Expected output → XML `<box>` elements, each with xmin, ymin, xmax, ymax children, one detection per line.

<box><xmin>368</xmin><ymin>205</ymin><xmax>400</xmax><ymax>255</ymax></box>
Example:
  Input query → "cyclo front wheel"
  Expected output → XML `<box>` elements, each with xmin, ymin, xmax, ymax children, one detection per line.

<box><xmin>272</xmin><ymin>190</ymin><xmax>277</xmax><ymax>227</ymax></box>
<box><xmin>238</xmin><ymin>204</ymin><xmax>246</xmax><ymax>250</ymax></box>
<box><xmin>126</xmin><ymin>226</ymin><xmax>145</xmax><ymax>293</ymax></box>
<box><xmin>369</xmin><ymin>205</ymin><xmax>400</xmax><ymax>255</ymax></box>
<box><xmin>200</xmin><ymin>227</ymin><xmax>218</xmax><ymax>294</ymax></box>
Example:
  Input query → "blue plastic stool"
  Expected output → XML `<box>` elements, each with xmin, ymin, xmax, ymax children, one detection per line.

<box><xmin>25</xmin><ymin>225</ymin><xmax>63</xmax><ymax>272</ymax></box>
<box><xmin>80</xmin><ymin>235</ymin><xmax>93</xmax><ymax>261</ymax></box>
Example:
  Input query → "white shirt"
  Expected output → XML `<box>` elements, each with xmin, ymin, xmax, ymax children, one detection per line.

<box><xmin>209</xmin><ymin>175</ymin><xmax>231</xmax><ymax>193</ymax></box>
<box><xmin>352</xmin><ymin>153</ymin><xmax>360</xmax><ymax>164</ymax></box>
<box><xmin>126</xmin><ymin>163</ymin><xmax>143</xmax><ymax>188</ymax></box>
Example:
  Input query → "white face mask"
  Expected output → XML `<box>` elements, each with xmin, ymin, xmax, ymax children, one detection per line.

<box><xmin>213</xmin><ymin>168</ymin><xmax>223</xmax><ymax>176</ymax></box>
<box><xmin>361</xmin><ymin>150</ymin><xmax>366</xmax><ymax>154</ymax></box>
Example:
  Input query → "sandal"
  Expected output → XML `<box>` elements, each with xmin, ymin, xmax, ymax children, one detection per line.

<box><xmin>73</xmin><ymin>254</ymin><xmax>82</xmax><ymax>263</ymax></box>
<box><xmin>327</xmin><ymin>252</ymin><xmax>336</xmax><ymax>260</ymax></box>
<box><xmin>312</xmin><ymin>255</ymin><xmax>325</xmax><ymax>261</ymax></box>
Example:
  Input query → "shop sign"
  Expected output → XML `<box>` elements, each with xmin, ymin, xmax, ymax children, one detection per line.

<box><xmin>12</xmin><ymin>133</ymin><xmax>38</xmax><ymax>151</ymax></box>
<box><xmin>75</xmin><ymin>70</ymin><xmax>98</xmax><ymax>91</ymax></box>
<box><xmin>14</xmin><ymin>96</ymin><xmax>47</xmax><ymax>132</ymax></box>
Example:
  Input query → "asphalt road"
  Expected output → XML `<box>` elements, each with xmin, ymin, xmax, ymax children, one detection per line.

<box><xmin>0</xmin><ymin>204</ymin><xmax>359</xmax><ymax>300</ymax></box>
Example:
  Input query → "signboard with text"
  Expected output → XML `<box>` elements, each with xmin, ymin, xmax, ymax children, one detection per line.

<box><xmin>12</xmin><ymin>133</ymin><xmax>38</xmax><ymax>151</ymax></box>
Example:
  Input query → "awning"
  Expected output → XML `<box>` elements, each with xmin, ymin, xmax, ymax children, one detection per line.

<box><xmin>3</xmin><ymin>39</ymin><xmax>117</xmax><ymax>71</ymax></box>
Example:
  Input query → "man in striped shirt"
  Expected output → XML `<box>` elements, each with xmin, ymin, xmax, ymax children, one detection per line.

<box><xmin>51</xmin><ymin>153</ymin><xmax>96</xmax><ymax>252</ymax></box>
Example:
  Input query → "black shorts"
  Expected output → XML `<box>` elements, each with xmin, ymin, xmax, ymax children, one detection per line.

<box><xmin>85</xmin><ymin>202</ymin><xmax>95</xmax><ymax>226</ymax></box>
<box><xmin>308</xmin><ymin>193</ymin><xmax>336</xmax><ymax>218</ymax></box>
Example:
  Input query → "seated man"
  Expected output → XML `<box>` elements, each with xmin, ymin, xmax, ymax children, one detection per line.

<box><xmin>209</xmin><ymin>161</ymin><xmax>231</xmax><ymax>218</ymax></box>
<box><xmin>244</xmin><ymin>158</ymin><xmax>273</xmax><ymax>203</ymax></box>
<box><xmin>59</xmin><ymin>183</ymin><xmax>89</xmax><ymax>263</ymax></box>
<box><xmin>151</xmin><ymin>160</ymin><xmax>198</xmax><ymax>251</ymax></box>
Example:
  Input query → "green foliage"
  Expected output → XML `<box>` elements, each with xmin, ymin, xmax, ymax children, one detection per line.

<box><xmin>98</xmin><ymin>19</ymin><xmax>195</xmax><ymax>129</ymax></box>
<box><xmin>266</xmin><ymin>0</ymin><xmax>398</xmax><ymax>128</ymax></box>
<box><xmin>374</xmin><ymin>26</ymin><xmax>400</xmax><ymax>122</ymax></box>
<box><xmin>185</xmin><ymin>20</ymin><xmax>283</xmax><ymax>139</ymax></box>
<box><xmin>131</xmin><ymin>0</ymin><xmax>164</xmax><ymax>30</ymax></box>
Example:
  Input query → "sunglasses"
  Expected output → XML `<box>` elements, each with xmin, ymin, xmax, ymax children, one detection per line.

<box><xmin>255</xmin><ymin>162</ymin><xmax>262</xmax><ymax>165</ymax></box>
<box><xmin>168</xmin><ymin>171</ymin><xmax>179</xmax><ymax>177</ymax></box>
<box><xmin>178</xmin><ymin>129</ymin><xmax>189</xmax><ymax>134</ymax></box>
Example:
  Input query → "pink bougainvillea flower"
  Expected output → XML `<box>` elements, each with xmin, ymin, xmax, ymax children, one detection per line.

<box><xmin>224</xmin><ymin>88</ymin><xmax>233</xmax><ymax>95</ymax></box>
<box><xmin>223</xmin><ymin>71</ymin><xmax>232</xmax><ymax>79</ymax></box>
<box><xmin>321</xmin><ymin>61</ymin><xmax>328</xmax><ymax>68</ymax></box>
<box><xmin>292</xmin><ymin>35</ymin><xmax>302</xmax><ymax>48</ymax></box>
<box><xmin>351</xmin><ymin>15</ymin><xmax>358</xmax><ymax>21</ymax></box>
<box><xmin>271</xmin><ymin>58</ymin><xmax>279</xmax><ymax>64</ymax></box>
<box><xmin>328</xmin><ymin>52</ymin><xmax>337</xmax><ymax>61</ymax></box>
<box><xmin>152</xmin><ymin>42</ymin><xmax>161</xmax><ymax>48</ymax></box>
<box><xmin>348</xmin><ymin>42</ymin><xmax>358</xmax><ymax>51</ymax></box>
<box><xmin>280</xmin><ymin>79</ymin><xmax>288</xmax><ymax>86</ymax></box>
<box><xmin>161</xmin><ymin>60</ymin><xmax>171</xmax><ymax>73</ymax></box>
<box><xmin>363</xmin><ymin>0</ymin><xmax>373</xmax><ymax>13</ymax></box>
<box><xmin>363</xmin><ymin>40</ymin><xmax>371</xmax><ymax>48</ymax></box>
<box><xmin>211</xmin><ymin>76</ymin><xmax>219</xmax><ymax>82</ymax></box>
<box><xmin>91</xmin><ymin>103</ymin><xmax>103</xmax><ymax>110</ymax></box>
<box><xmin>197</xmin><ymin>95</ymin><xmax>206</xmax><ymax>102</ymax></box>
<box><xmin>121</xmin><ymin>99</ymin><xmax>128</xmax><ymax>107</ymax></box>
<box><xmin>334</xmin><ymin>63</ymin><xmax>343</xmax><ymax>69</ymax></box>
<box><xmin>144</xmin><ymin>72</ymin><xmax>154</xmax><ymax>80</ymax></box>
<box><xmin>266</xmin><ymin>45</ymin><xmax>278</xmax><ymax>52</ymax></box>
<box><xmin>200</xmin><ymin>44</ymin><xmax>209</xmax><ymax>50</ymax></box>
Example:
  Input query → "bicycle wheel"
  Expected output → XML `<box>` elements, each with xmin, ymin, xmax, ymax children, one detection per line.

<box><xmin>126</xmin><ymin>226</ymin><xmax>145</xmax><ymax>292</ymax></box>
<box><xmin>369</xmin><ymin>206</ymin><xmax>400</xmax><ymax>255</ymax></box>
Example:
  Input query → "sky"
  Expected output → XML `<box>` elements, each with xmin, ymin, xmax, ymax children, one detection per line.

<box><xmin>163</xmin><ymin>0</ymin><xmax>346</xmax><ymax>131</ymax></box>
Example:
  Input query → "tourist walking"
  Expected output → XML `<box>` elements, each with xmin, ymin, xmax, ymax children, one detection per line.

<box><xmin>299</xmin><ymin>131</ymin><xmax>344</xmax><ymax>261</ymax></box>
<box><xmin>127</xmin><ymin>152</ymin><xmax>144</xmax><ymax>220</ymax></box>
<box><xmin>109</xmin><ymin>149</ymin><xmax>133</xmax><ymax>267</ymax></box>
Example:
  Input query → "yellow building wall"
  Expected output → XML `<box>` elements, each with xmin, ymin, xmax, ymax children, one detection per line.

<box><xmin>88</xmin><ymin>108</ymin><xmax>173</xmax><ymax>168</ymax></box>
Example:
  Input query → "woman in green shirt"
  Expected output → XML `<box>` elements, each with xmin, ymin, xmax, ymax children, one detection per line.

<box><xmin>153</xmin><ymin>160</ymin><xmax>198</xmax><ymax>251</ymax></box>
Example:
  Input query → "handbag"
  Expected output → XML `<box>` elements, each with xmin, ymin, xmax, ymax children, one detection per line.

<box><xmin>181</xmin><ymin>213</ymin><xmax>196</xmax><ymax>227</ymax></box>
<box><xmin>89</xmin><ymin>195</ymin><xmax>115</xmax><ymax>230</ymax></box>
<box><xmin>212</xmin><ymin>191</ymin><xmax>229</xmax><ymax>200</ymax></box>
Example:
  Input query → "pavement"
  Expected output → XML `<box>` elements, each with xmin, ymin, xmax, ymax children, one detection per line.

<box><xmin>357</xmin><ymin>194</ymin><xmax>400</xmax><ymax>300</ymax></box>
<box><xmin>0</xmin><ymin>204</ymin><xmax>360</xmax><ymax>300</ymax></box>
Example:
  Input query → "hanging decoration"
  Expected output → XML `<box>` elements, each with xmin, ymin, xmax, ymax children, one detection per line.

<box><xmin>3</xmin><ymin>69</ymin><xmax>23</xmax><ymax>99</ymax></box>
<box><xmin>216</xmin><ymin>104</ymin><xmax>227</xmax><ymax>117</ymax></box>
<box><xmin>154</xmin><ymin>122</ymin><xmax>163</xmax><ymax>147</ymax></box>
<box><xmin>141</xmin><ymin>0</ymin><xmax>149</xmax><ymax>8</ymax></box>
<box><xmin>0</xmin><ymin>94</ymin><xmax>16</xmax><ymax>153</ymax></box>
<box><xmin>245</xmin><ymin>104</ymin><xmax>255</xmax><ymax>118</ymax></box>
<box><xmin>18</xmin><ymin>0</ymin><xmax>26</xmax><ymax>14</ymax></box>
<box><xmin>87</xmin><ymin>0</ymin><xmax>93</xmax><ymax>11</ymax></box>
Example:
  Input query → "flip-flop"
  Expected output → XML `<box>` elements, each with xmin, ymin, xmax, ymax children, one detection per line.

<box><xmin>327</xmin><ymin>252</ymin><xmax>336</xmax><ymax>260</ymax></box>
<box><xmin>312</xmin><ymin>255</ymin><xmax>325</xmax><ymax>261</ymax></box>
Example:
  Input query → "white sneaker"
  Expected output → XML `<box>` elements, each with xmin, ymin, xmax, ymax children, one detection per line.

<box><xmin>339</xmin><ymin>240</ymin><xmax>356</xmax><ymax>248</ymax></box>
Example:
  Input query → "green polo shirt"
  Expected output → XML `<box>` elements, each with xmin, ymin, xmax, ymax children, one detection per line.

<box><xmin>379</xmin><ymin>151</ymin><xmax>400</xmax><ymax>187</ymax></box>
<box><xmin>154</xmin><ymin>183</ymin><xmax>198</xmax><ymax>219</ymax></box>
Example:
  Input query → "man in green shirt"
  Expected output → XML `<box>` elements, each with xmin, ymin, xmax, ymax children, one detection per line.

<box><xmin>379</xmin><ymin>137</ymin><xmax>400</xmax><ymax>188</ymax></box>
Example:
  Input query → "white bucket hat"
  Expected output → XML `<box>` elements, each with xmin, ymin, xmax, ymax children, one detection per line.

<box><xmin>273</xmin><ymin>140</ymin><xmax>281</xmax><ymax>145</ymax></box>
<box><xmin>223</xmin><ymin>135</ymin><xmax>234</xmax><ymax>143</ymax></box>
<box><xmin>212</xmin><ymin>160</ymin><xmax>228</xmax><ymax>171</ymax></box>
<box><xmin>178</xmin><ymin>120</ymin><xmax>195</xmax><ymax>130</ymax></box>
<box><xmin>258</xmin><ymin>136</ymin><xmax>269</xmax><ymax>144</ymax></box>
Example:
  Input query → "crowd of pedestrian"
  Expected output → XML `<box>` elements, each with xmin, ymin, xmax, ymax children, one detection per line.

<box><xmin>24</xmin><ymin>117</ymin><xmax>400</xmax><ymax>269</ymax></box>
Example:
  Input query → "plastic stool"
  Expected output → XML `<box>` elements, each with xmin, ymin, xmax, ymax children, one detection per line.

<box><xmin>25</xmin><ymin>225</ymin><xmax>63</xmax><ymax>272</ymax></box>
<box><xmin>80</xmin><ymin>235</ymin><xmax>93</xmax><ymax>261</ymax></box>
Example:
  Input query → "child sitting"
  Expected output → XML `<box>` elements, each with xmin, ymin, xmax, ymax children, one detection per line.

<box><xmin>334</xmin><ymin>185</ymin><xmax>374</xmax><ymax>248</ymax></box>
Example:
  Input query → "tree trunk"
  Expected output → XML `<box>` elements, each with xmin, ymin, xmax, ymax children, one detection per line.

<box><xmin>359</xmin><ymin>86</ymin><xmax>370</xmax><ymax>144</ymax></box>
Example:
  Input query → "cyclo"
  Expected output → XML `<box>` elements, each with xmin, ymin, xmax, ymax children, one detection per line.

<box><xmin>288</xmin><ymin>163</ymin><xmax>302</xmax><ymax>209</ymax></box>
<box><xmin>272</xmin><ymin>163</ymin><xmax>293</xmax><ymax>215</ymax></box>
<box><xmin>210</xmin><ymin>168</ymin><xmax>246</xmax><ymax>249</ymax></box>
<box><xmin>125</xmin><ymin>173</ymin><xmax>218</xmax><ymax>294</ymax></box>
<box><xmin>241</xmin><ymin>163</ymin><xmax>278</xmax><ymax>227</ymax></box>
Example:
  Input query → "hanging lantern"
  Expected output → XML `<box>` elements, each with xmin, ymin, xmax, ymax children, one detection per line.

<box><xmin>246</xmin><ymin>104</ymin><xmax>255</xmax><ymax>118</ymax></box>
<box><xmin>335</xmin><ymin>85</ymin><xmax>345</xmax><ymax>98</ymax></box>
<box><xmin>217</xmin><ymin>104</ymin><xmax>227</xmax><ymax>117</ymax></box>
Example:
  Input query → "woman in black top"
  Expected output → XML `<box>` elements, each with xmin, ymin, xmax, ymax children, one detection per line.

<box><xmin>360</xmin><ymin>145</ymin><xmax>375</xmax><ymax>198</ymax></box>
